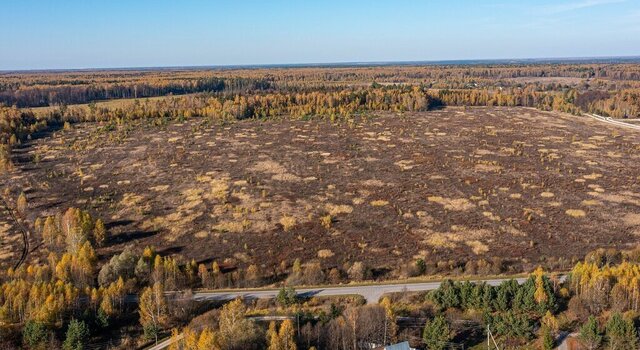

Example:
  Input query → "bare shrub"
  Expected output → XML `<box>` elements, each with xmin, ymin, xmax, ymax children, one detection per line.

<box><xmin>347</xmin><ymin>261</ymin><xmax>370</xmax><ymax>281</ymax></box>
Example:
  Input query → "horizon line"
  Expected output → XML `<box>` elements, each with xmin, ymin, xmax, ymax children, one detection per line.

<box><xmin>2</xmin><ymin>54</ymin><xmax>640</xmax><ymax>74</ymax></box>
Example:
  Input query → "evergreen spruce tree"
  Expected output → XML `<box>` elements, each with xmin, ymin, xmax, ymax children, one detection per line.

<box><xmin>605</xmin><ymin>313</ymin><xmax>637</xmax><ymax>350</ymax></box>
<box><xmin>580</xmin><ymin>316</ymin><xmax>602</xmax><ymax>350</ymax></box>
<box><xmin>541</xmin><ymin>326</ymin><xmax>554</xmax><ymax>350</ymax></box>
<box><xmin>423</xmin><ymin>315</ymin><xmax>451</xmax><ymax>350</ymax></box>
<box><xmin>63</xmin><ymin>319</ymin><xmax>90</xmax><ymax>350</ymax></box>
<box><xmin>23</xmin><ymin>321</ymin><xmax>48</xmax><ymax>349</ymax></box>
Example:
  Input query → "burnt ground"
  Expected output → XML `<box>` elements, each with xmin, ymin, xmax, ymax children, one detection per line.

<box><xmin>1</xmin><ymin>107</ymin><xmax>640</xmax><ymax>277</ymax></box>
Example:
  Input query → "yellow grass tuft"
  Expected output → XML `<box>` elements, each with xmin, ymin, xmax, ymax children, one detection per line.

<box><xmin>565</xmin><ymin>209</ymin><xmax>586</xmax><ymax>218</ymax></box>
<box><xmin>326</xmin><ymin>204</ymin><xmax>353</xmax><ymax>216</ymax></box>
<box><xmin>370</xmin><ymin>200</ymin><xmax>389</xmax><ymax>207</ymax></box>
<box><xmin>120</xmin><ymin>193</ymin><xmax>144</xmax><ymax>207</ymax></box>
<box><xmin>317</xmin><ymin>249</ymin><xmax>335</xmax><ymax>258</ymax></box>
<box><xmin>424</xmin><ymin>232</ymin><xmax>458</xmax><ymax>249</ymax></box>
<box><xmin>428</xmin><ymin>196</ymin><xmax>475</xmax><ymax>211</ymax></box>
<box><xmin>466</xmin><ymin>240</ymin><xmax>489</xmax><ymax>255</ymax></box>
<box><xmin>623</xmin><ymin>213</ymin><xmax>640</xmax><ymax>227</ymax></box>
<box><xmin>210</xmin><ymin>179</ymin><xmax>229</xmax><ymax>201</ymax></box>
<box><xmin>583</xmin><ymin>173</ymin><xmax>603</xmax><ymax>180</ymax></box>
<box><xmin>581</xmin><ymin>199</ymin><xmax>602</xmax><ymax>206</ymax></box>
<box><xmin>279</xmin><ymin>216</ymin><xmax>296</xmax><ymax>232</ymax></box>
<box><xmin>213</xmin><ymin>220</ymin><xmax>249</xmax><ymax>233</ymax></box>
<box><xmin>320</xmin><ymin>214</ymin><xmax>332</xmax><ymax>229</ymax></box>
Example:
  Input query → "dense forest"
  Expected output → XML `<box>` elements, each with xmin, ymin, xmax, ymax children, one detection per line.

<box><xmin>2</xmin><ymin>63</ymin><xmax>640</xmax><ymax>116</ymax></box>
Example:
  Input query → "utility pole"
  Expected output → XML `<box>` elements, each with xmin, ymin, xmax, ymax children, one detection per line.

<box><xmin>487</xmin><ymin>325</ymin><xmax>500</xmax><ymax>350</ymax></box>
<box><xmin>296</xmin><ymin>312</ymin><xmax>300</xmax><ymax>337</ymax></box>
<box><xmin>383</xmin><ymin>316</ymin><xmax>388</xmax><ymax>345</ymax></box>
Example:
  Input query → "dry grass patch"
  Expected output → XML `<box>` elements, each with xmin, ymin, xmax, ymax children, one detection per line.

<box><xmin>623</xmin><ymin>213</ymin><xmax>640</xmax><ymax>227</ymax></box>
<box><xmin>500</xmin><ymin>225</ymin><xmax>527</xmax><ymax>237</ymax></box>
<box><xmin>466</xmin><ymin>240</ymin><xmax>489</xmax><ymax>255</ymax></box>
<box><xmin>361</xmin><ymin>179</ymin><xmax>385</xmax><ymax>187</ymax></box>
<box><xmin>394</xmin><ymin>160</ymin><xmax>415</xmax><ymax>170</ymax></box>
<box><xmin>416</xmin><ymin>211</ymin><xmax>435</xmax><ymax>228</ymax></box>
<box><xmin>141</xmin><ymin>216</ymin><xmax>167</xmax><ymax>231</ymax></box>
<box><xmin>210</xmin><ymin>178</ymin><xmax>230</xmax><ymax>201</ymax></box>
<box><xmin>320</xmin><ymin>214</ymin><xmax>332</xmax><ymax>229</ymax></box>
<box><xmin>474</xmin><ymin>163</ymin><xmax>503</xmax><ymax>172</ymax></box>
<box><xmin>593</xmin><ymin>192</ymin><xmax>640</xmax><ymax>206</ymax></box>
<box><xmin>475</xmin><ymin>149</ymin><xmax>494</xmax><ymax>156</ymax></box>
<box><xmin>317</xmin><ymin>249</ymin><xmax>335</xmax><ymax>258</ymax></box>
<box><xmin>279</xmin><ymin>216</ymin><xmax>296</xmax><ymax>232</ymax></box>
<box><xmin>213</xmin><ymin>220</ymin><xmax>250</xmax><ymax>233</ymax></box>
<box><xmin>194</xmin><ymin>230</ymin><xmax>209</xmax><ymax>238</ymax></box>
<box><xmin>150</xmin><ymin>185</ymin><xmax>170</xmax><ymax>192</ymax></box>
<box><xmin>272</xmin><ymin>173</ymin><xmax>301</xmax><ymax>181</ymax></box>
<box><xmin>423</xmin><ymin>232</ymin><xmax>459</xmax><ymax>249</ymax></box>
<box><xmin>250</xmin><ymin>160</ymin><xmax>300</xmax><ymax>182</ymax></box>
<box><xmin>482</xmin><ymin>212</ymin><xmax>501</xmax><ymax>221</ymax></box>
<box><xmin>120</xmin><ymin>193</ymin><xmax>144</xmax><ymax>207</ymax></box>
<box><xmin>326</xmin><ymin>203</ymin><xmax>353</xmax><ymax>216</ymax></box>
<box><xmin>428</xmin><ymin>196</ymin><xmax>475</xmax><ymax>211</ymax></box>
<box><xmin>565</xmin><ymin>209</ymin><xmax>586</xmax><ymax>218</ymax></box>
<box><xmin>583</xmin><ymin>173</ymin><xmax>603</xmax><ymax>180</ymax></box>
<box><xmin>581</xmin><ymin>199</ymin><xmax>602</xmax><ymax>206</ymax></box>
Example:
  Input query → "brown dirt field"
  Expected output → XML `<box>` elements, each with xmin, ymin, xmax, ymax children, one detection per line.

<box><xmin>2</xmin><ymin>107</ymin><xmax>640</xmax><ymax>275</ymax></box>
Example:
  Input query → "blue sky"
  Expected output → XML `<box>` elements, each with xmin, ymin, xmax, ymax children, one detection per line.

<box><xmin>2</xmin><ymin>0</ymin><xmax>639</xmax><ymax>70</ymax></box>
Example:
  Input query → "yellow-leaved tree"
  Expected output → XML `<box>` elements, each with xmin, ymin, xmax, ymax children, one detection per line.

<box><xmin>139</xmin><ymin>282</ymin><xmax>168</xmax><ymax>344</ymax></box>
<box><xmin>279</xmin><ymin>319</ymin><xmax>297</xmax><ymax>350</ymax></box>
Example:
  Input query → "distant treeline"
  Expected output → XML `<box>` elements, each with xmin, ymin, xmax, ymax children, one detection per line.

<box><xmin>0</xmin><ymin>77</ymin><xmax>272</xmax><ymax>108</ymax></box>
<box><xmin>3</xmin><ymin>63</ymin><xmax>640</xmax><ymax>108</ymax></box>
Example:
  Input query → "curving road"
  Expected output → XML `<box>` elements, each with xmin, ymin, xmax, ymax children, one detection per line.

<box><xmin>191</xmin><ymin>276</ymin><xmax>559</xmax><ymax>304</ymax></box>
<box><xmin>583</xmin><ymin>113</ymin><xmax>640</xmax><ymax>131</ymax></box>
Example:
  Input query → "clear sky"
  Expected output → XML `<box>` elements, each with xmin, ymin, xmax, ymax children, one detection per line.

<box><xmin>2</xmin><ymin>0</ymin><xmax>639</xmax><ymax>70</ymax></box>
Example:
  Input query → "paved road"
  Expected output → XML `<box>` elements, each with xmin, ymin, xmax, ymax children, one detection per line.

<box><xmin>144</xmin><ymin>333</ymin><xmax>183</xmax><ymax>350</ymax></box>
<box><xmin>147</xmin><ymin>275</ymin><xmax>565</xmax><ymax>349</ymax></box>
<box><xmin>192</xmin><ymin>277</ymin><xmax>546</xmax><ymax>304</ymax></box>
<box><xmin>583</xmin><ymin>113</ymin><xmax>640</xmax><ymax>131</ymax></box>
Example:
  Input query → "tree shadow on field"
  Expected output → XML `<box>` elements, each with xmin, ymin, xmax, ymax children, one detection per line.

<box><xmin>112</xmin><ymin>229</ymin><xmax>159</xmax><ymax>244</ymax></box>
<box><xmin>157</xmin><ymin>245</ymin><xmax>184</xmax><ymax>256</ymax></box>
<box><xmin>371</xmin><ymin>267</ymin><xmax>392</xmax><ymax>280</ymax></box>
<box><xmin>105</xmin><ymin>219</ymin><xmax>134</xmax><ymax>229</ymax></box>
<box><xmin>36</xmin><ymin>200</ymin><xmax>66</xmax><ymax>211</ymax></box>
<box><xmin>10</xmin><ymin>122</ymin><xmax>65</xmax><ymax>166</ymax></box>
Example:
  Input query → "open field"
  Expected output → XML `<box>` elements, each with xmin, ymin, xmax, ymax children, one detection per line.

<box><xmin>2</xmin><ymin>106</ymin><xmax>640</xmax><ymax>276</ymax></box>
